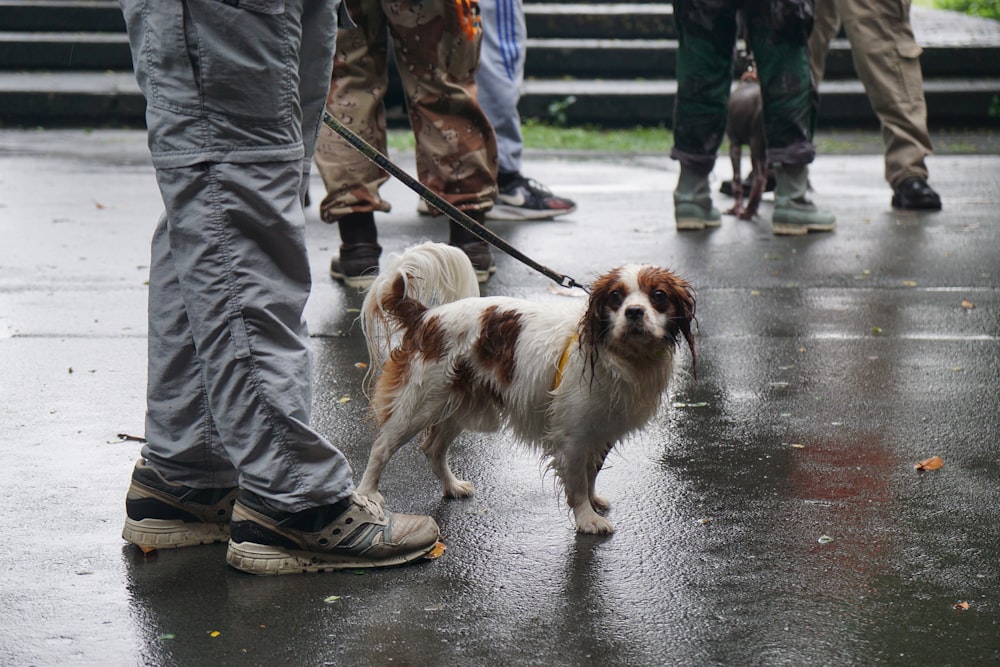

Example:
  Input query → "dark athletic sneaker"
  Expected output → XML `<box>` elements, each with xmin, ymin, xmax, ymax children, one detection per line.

<box><xmin>226</xmin><ymin>489</ymin><xmax>440</xmax><ymax>575</ymax></box>
<box><xmin>122</xmin><ymin>458</ymin><xmax>237</xmax><ymax>550</ymax></box>
<box><xmin>450</xmin><ymin>240</ymin><xmax>496</xmax><ymax>283</ymax></box>
<box><xmin>329</xmin><ymin>243</ymin><xmax>382</xmax><ymax>289</ymax></box>
<box><xmin>489</xmin><ymin>173</ymin><xmax>576</xmax><ymax>221</ymax></box>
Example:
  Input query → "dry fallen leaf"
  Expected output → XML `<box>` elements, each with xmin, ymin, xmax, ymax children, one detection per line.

<box><xmin>954</xmin><ymin>601</ymin><xmax>970</xmax><ymax>610</ymax></box>
<box><xmin>209</xmin><ymin>630</ymin><xmax>221</xmax><ymax>638</ymax></box>
<box><xmin>961</xmin><ymin>299</ymin><xmax>976</xmax><ymax>310</ymax></box>
<box><xmin>139</xmin><ymin>545</ymin><xmax>156</xmax><ymax>554</ymax></box>
<box><xmin>337</xmin><ymin>396</ymin><xmax>351</xmax><ymax>404</ymax></box>
<box><xmin>354</xmin><ymin>362</ymin><xmax>368</xmax><ymax>370</ymax></box>
<box><xmin>915</xmin><ymin>455</ymin><xmax>944</xmax><ymax>471</ymax></box>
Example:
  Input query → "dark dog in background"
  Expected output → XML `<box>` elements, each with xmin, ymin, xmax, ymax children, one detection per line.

<box><xmin>725</xmin><ymin>71</ymin><xmax>768</xmax><ymax>220</ymax></box>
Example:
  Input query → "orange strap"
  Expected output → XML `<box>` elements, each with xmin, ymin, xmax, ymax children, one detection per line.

<box><xmin>552</xmin><ymin>333</ymin><xmax>579</xmax><ymax>392</ymax></box>
<box><xmin>456</xmin><ymin>0</ymin><xmax>481</xmax><ymax>41</ymax></box>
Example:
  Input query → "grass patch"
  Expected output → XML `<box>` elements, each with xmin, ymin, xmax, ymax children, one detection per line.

<box><xmin>386</xmin><ymin>122</ymin><xmax>998</xmax><ymax>155</ymax></box>
<box><xmin>387</xmin><ymin>122</ymin><xmax>674</xmax><ymax>153</ymax></box>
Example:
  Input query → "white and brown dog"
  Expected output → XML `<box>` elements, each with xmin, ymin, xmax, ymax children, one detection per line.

<box><xmin>357</xmin><ymin>242</ymin><xmax>696</xmax><ymax>534</ymax></box>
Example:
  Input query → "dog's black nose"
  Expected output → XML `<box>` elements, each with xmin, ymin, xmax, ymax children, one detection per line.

<box><xmin>625</xmin><ymin>306</ymin><xmax>645</xmax><ymax>321</ymax></box>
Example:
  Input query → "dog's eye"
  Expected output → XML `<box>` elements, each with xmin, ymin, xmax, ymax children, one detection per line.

<box><xmin>608</xmin><ymin>290</ymin><xmax>624</xmax><ymax>308</ymax></box>
<box><xmin>651</xmin><ymin>289</ymin><xmax>668</xmax><ymax>304</ymax></box>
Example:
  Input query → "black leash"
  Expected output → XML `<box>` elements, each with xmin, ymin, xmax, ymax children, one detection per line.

<box><xmin>321</xmin><ymin>111</ymin><xmax>588</xmax><ymax>293</ymax></box>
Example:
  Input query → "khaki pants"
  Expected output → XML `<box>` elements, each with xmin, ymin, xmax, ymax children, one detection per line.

<box><xmin>809</xmin><ymin>0</ymin><xmax>933</xmax><ymax>187</ymax></box>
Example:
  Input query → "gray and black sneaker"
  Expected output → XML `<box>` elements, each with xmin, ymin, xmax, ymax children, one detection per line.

<box><xmin>226</xmin><ymin>489</ymin><xmax>441</xmax><ymax>575</ymax></box>
<box><xmin>122</xmin><ymin>458</ymin><xmax>237</xmax><ymax>550</ymax></box>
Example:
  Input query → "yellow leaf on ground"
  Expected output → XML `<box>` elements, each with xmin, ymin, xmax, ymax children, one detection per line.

<box><xmin>915</xmin><ymin>455</ymin><xmax>944</xmax><ymax>471</ymax></box>
<box><xmin>954</xmin><ymin>601</ymin><xmax>970</xmax><ymax>610</ymax></box>
<box><xmin>425</xmin><ymin>541</ymin><xmax>446</xmax><ymax>560</ymax></box>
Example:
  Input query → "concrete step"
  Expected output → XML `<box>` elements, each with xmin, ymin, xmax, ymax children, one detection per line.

<box><xmin>0</xmin><ymin>1</ymin><xmax>998</xmax><ymax>128</ymax></box>
<box><xmin>525</xmin><ymin>3</ymin><xmax>676</xmax><ymax>39</ymax></box>
<box><xmin>4</xmin><ymin>29</ymin><xmax>995</xmax><ymax>82</ymax></box>
<box><xmin>3</xmin><ymin>70</ymin><xmax>997</xmax><ymax>129</ymax></box>
<box><xmin>516</xmin><ymin>77</ymin><xmax>1000</xmax><ymax>127</ymax></box>
<box><xmin>523</xmin><ymin>38</ymin><xmax>1000</xmax><ymax>79</ymax></box>
<box><xmin>0</xmin><ymin>0</ymin><xmax>124</xmax><ymax>32</ymax></box>
<box><xmin>0</xmin><ymin>32</ymin><xmax>132</xmax><ymax>70</ymax></box>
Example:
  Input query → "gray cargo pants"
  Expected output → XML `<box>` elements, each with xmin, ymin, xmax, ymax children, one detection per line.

<box><xmin>121</xmin><ymin>0</ymin><xmax>354</xmax><ymax>511</ymax></box>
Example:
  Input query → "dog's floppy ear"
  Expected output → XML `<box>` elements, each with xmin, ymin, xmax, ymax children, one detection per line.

<box><xmin>673</xmin><ymin>282</ymin><xmax>697</xmax><ymax>379</ymax></box>
<box><xmin>580</xmin><ymin>270</ymin><xmax>621</xmax><ymax>349</ymax></box>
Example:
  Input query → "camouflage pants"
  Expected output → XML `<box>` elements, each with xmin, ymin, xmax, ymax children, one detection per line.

<box><xmin>314</xmin><ymin>0</ymin><xmax>498</xmax><ymax>221</ymax></box>
<box><xmin>671</xmin><ymin>0</ymin><xmax>819</xmax><ymax>172</ymax></box>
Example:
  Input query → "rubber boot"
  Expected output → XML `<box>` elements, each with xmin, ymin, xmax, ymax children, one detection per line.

<box><xmin>772</xmin><ymin>164</ymin><xmax>836</xmax><ymax>235</ymax></box>
<box><xmin>674</xmin><ymin>165</ymin><xmax>722</xmax><ymax>231</ymax></box>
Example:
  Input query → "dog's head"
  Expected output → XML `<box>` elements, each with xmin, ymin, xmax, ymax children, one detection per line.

<box><xmin>581</xmin><ymin>265</ymin><xmax>697</xmax><ymax>373</ymax></box>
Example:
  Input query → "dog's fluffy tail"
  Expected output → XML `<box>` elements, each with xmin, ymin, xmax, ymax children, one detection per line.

<box><xmin>360</xmin><ymin>242</ymin><xmax>480</xmax><ymax>390</ymax></box>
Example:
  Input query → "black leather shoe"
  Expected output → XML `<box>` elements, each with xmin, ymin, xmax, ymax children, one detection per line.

<box><xmin>891</xmin><ymin>176</ymin><xmax>942</xmax><ymax>211</ymax></box>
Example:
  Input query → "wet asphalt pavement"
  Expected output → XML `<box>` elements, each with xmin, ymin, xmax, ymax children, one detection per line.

<box><xmin>1</xmin><ymin>129</ymin><xmax>998</xmax><ymax>666</ymax></box>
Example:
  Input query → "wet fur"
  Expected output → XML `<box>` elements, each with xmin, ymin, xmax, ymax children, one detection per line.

<box><xmin>357</xmin><ymin>242</ymin><xmax>696</xmax><ymax>534</ymax></box>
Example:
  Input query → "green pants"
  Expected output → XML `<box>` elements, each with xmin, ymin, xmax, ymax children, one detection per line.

<box><xmin>671</xmin><ymin>0</ymin><xmax>819</xmax><ymax>172</ymax></box>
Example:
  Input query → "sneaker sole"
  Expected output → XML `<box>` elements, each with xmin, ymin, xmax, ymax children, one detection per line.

<box><xmin>771</xmin><ymin>220</ymin><xmax>837</xmax><ymax>236</ymax></box>
<box><xmin>473</xmin><ymin>266</ymin><xmax>496</xmax><ymax>283</ymax></box>
<box><xmin>891</xmin><ymin>196</ymin><xmax>942</xmax><ymax>211</ymax></box>
<box><xmin>330</xmin><ymin>269</ymin><xmax>378</xmax><ymax>290</ymax></box>
<box><xmin>676</xmin><ymin>217</ymin><xmax>722</xmax><ymax>231</ymax></box>
<box><xmin>122</xmin><ymin>517</ymin><xmax>230</xmax><ymax>550</ymax></box>
<box><xmin>486</xmin><ymin>205</ymin><xmax>576</xmax><ymax>221</ymax></box>
<box><xmin>225</xmin><ymin>539</ymin><xmax>438</xmax><ymax>575</ymax></box>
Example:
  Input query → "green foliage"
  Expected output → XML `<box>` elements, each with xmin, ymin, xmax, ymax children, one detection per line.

<box><xmin>521</xmin><ymin>120</ymin><xmax>673</xmax><ymax>152</ymax></box>
<box><xmin>388</xmin><ymin>122</ymin><xmax>674</xmax><ymax>153</ymax></box>
<box><xmin>546</xmin><ymin>96</ymin><xmax>578</xmax><ymax>127</ymax></box>
<box><xmin>934</xmin><ymin>0</ymin><xmax>1000</xmax><ymax>20</ymax></box>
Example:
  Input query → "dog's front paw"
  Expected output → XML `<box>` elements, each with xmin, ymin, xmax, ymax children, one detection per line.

<box><xmin>357</xmin><ymin>488</ymin><xmax>385</xmax><ymax>508</ymax></box>
<box><xmin>573</xmin><ymin>506</ymin><xmax>615</xmax><ymax>534</ymax></box>
<box><xmin>443</xmin><ymin>480</ymin><xmax>475</xmax><ymax>499</ymax></box>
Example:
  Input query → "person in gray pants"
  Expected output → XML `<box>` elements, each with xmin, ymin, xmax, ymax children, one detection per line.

<box><xmin>475</xmin><ymin>0</ymin><xmax>577</xmax><ymax>220</ymax></box>
<box><xmin>118</xmin><ymin>0</ymin><xmax>439</xmax><ymax>575</ymax></box>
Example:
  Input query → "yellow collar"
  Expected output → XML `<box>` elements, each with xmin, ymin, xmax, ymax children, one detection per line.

<box><xmin>552</xmin><ymin>333</ymin><xmax>579</xmax><ymax>391</ymax></box>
